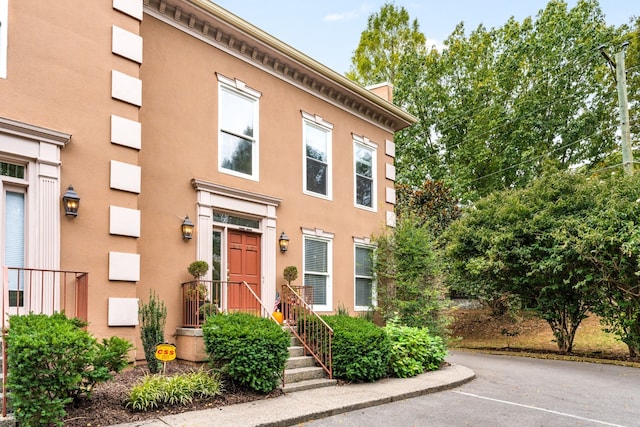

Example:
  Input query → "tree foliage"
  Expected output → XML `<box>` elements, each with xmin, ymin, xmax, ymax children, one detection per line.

<box><xmin>396</xmin><ymin>179</ymin><xmax>461</xmax><ymax>236</ymax></box>
<box><xmin>373</xmin><ymin>214</ymin><xmax>448</xmax><ymax>336</ymax></box>
<box><xmin>390</xmin><ymin>0</ymin><xmax>627</xmax><ymax>202</ymax></box>
<box><xmin>444</xmin><ymin>171</ymin><xmax>600</xmax><ymax>353</ymax></box>
<box><xmin>346</xmin><ymin>2</ymin><xmax>426</xmax><ymax>86</ymax></box>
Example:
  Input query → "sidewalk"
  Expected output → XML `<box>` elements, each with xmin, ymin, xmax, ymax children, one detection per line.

<box><xmin>110</xmin><ymin>363</ymin><xmax>475</xmax><ymax>427</ymax></box>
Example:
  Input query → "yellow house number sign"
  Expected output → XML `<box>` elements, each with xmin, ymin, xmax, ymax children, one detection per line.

<box><xmin>155</xmin><ymin>343</ymin><xmax>177</xmax><ymax>362</ymax></box>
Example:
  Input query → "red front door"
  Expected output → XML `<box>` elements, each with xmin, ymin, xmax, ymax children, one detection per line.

<box><xmin>227</xmin><ymin>230</ymin><xmax>261</xmax><ymax>311</ymax></box>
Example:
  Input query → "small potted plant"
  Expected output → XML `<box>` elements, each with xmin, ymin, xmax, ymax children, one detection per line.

<box><xmin>186</xmin><ymin>261</ymin><xmax>210</xmax><ymax>324</ymax></box>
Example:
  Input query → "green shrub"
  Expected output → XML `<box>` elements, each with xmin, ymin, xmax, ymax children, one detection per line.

<box><xmin>6</xmin><ymin>313</ymin><xmax>132</xmax><ymax>426</ymax></box>
<box><xmin>127</xmin><ymin>368</ymin><xmax>223</xmax><ymax>412</ymax></box>
<box><xmin>323</xmin><ymin>314</ymin><xmax>390</xmax><ymax>382</ymax></box>
<box><xmin>139</xmin><ymin>290</ymin><xmax>167</xmax><ymax>374</ymax></box>
<box><xmin>385</xmin><ymin>322</ymin><xmax>448</xmax><ymax>378</ymax></box>
<box><xmin>203</xmin><ymin>313</ymin><xmax>289</xmax><ymax>392</ymax></box>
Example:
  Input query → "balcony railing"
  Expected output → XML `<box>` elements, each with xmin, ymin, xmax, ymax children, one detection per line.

<box><xmin>181</xmin><ymin>280</ymin><xmax>278</xmax><ymax>328</ymax></box>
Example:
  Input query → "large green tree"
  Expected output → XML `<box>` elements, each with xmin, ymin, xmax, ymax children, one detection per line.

<box><xmin>444</xmin><ymin>171</ymin><xmax>600</xmax><ymax>353</ymax></box>
<box><xmin>390</xmin><ymin>0</ymin><xmax>627</xmax><ymax>202</ymax></box>
<box><xmin>346</xmin><ymin>2</ymin><xmax>426</xmax><ymax>87</ymax></box>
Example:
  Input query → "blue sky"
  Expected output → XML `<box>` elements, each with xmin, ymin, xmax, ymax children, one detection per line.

<box><xmin>212</xmin><ymin>0</ymin><xmax>635</xmax><ymax>74</ymax></box>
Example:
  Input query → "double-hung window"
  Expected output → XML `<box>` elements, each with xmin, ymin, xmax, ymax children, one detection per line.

<box><xmin>218</xmin><ymin>76</ymin><xmax>260</xmax><ymax>180</ymax></box>
<box><xmin>354</xmin><ymin>136</ymin><xmax>376</xmax><ymax>210</ymax></box>
<box><xmin>303</xmin><ymin>113</ymin><xmax>332</xmax><ymax>199</ymax></box>
<box><xmin>1</xmin><ymin>162</ymin><xmax>27</xmax><ymax>307</ymax></box>
<box><xmin>303</xmin><ymin>231</ymin><xmax>333</xmax><ymax>311</ymax></box>
<box><xmin>0</xmin><ymin>0</ymin><xmax>7</xmax><ymax>79</ymax></box>
<box><xmin>354</xmin><ymin>245</ymin><xmax>375</xmax><ymax>311</ymax></box>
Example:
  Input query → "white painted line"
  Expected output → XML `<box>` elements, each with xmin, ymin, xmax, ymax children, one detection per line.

<box><xmin>452</xmin><ymin>391</ymin><xmax>627</xmax><ymax>427</ymax></box>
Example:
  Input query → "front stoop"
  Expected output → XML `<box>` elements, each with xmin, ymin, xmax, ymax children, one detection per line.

<box><xmin>281</xmin><ymin>334</ymin><xmax>337</xmax><ymax>393</ymax></box>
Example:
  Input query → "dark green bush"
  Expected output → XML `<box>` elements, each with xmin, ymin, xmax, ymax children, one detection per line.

<box><xmin>6</xmin><ymin>313</ymin><xmax>132</xmax><ymax>426</ymax></box>
<box><xmin>127</xmin><ymin>368</ymin><xmax>223</xmax><ymax>411</ymax></box>
<box><xmin>203</xmin><ymin>313</ymin><xmax>289</xmax><ymax>392</ymax></box>
<box><xmin>323</xmin><ymin>314</ymin><xmax>390</xmax><ymax>382</ymax></box>
<box><xmin>385</xmin><ymin>322</ymin><xmax>448</xmax><ymax>378</ymax></box>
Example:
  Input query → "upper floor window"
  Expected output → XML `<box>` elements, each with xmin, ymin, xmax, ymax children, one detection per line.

<box><xmin>218</xmin><ymin>75</ymin><xmax>260</xmax><ymax>180</ymax></box>
<box><xmin>302</xmin><ymin>112</ymin><xmax>332</xmax><ymax>199</ymax></box>
<box><xmin>0</xmin><ymin>0</ymin><xmax>7</xmax><ymax>79</ymax></box>
<box><xmin>354</xmin><ymin>137</ymin><xmax>377</xmax><ymax>210</ymax></box>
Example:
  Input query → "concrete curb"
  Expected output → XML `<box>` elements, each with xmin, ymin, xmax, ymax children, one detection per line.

<box><xmin>112</xmin><ymin>363</ymin><xmax>475</xmax><ymax>427</ymax></box>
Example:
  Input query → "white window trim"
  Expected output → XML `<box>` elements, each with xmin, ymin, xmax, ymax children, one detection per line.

<box><xmin>353</xmin><ymin>134</ymin><xmax>377</xmax><ymax>212</ymax></box>
<box><xmin>302</xmin><ymin>227</ymin><xmax>333</xmax><ymax>312</ymax></box>
<box><xmin>302</xmin><ymin>112</ymin><xmax>333</xmax><ymax>200</ymax></box>
<box><xmin>354</xmin><ymin>242</ymin><xmax>376</xmax><ymax>312</ymax></box>
<box><xmin>217</xmin><ymin>75</ymin><xmax>261</xmax><ymax>181</ymax></box>
<box><xmin>0</xmin><ymin>0</ymin><xmax>8</xmax><ymax>79</ymax></box>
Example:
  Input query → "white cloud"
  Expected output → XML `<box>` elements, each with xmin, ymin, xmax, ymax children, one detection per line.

<box><xmin>426</xmin><ymin>38</ymin><xmax>445</xmax><ymax>52</ymax></box>
<box><xmin>323</xmin><ymin>4</ymin><xmax>372</xmax><ymax>22</ymax></box>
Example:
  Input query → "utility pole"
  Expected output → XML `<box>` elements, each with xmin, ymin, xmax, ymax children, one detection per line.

<box><xmin>599</xmin><ymin>42</ymin><xmax>633</xmax><ymax>176</ymax></box>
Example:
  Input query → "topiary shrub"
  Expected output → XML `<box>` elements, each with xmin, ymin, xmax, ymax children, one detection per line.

<box><xmin>6</xmin><ymin>313</ymin><xmax>132</xmax><ymax>426</ymax></box>
<box><xmin>323</xmin><ymin>314</ymin><xmax>390</xmax><ymax>382</ymax></box>
<box><xmin>385</xmin><ymin>321</ymin><xmax>448</xmax><ymax>378</ymax></box>
<box><xmin>203</xmin><ymin>313</ymin><xmax>289</xmax><ymax>392</ymax></box>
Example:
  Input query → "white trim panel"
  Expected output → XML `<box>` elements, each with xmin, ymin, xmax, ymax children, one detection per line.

<box><xmin>385</xmin><ymin>163</ymin><xmax>396</xmax><ymax>181</ymax></box>
<box><xmin>385</xmin><ymin>139</ymin><xmax>395</xmax><ymax>158</ymax></box>
<box><xmin>111</xmin><ymin>115</ymin><xmax>142</xmax><ymax>150</ymax></box>
<box><xmin>108</xmin><ymin>297</ymin><xmax>139</xmax><ymax>326</ymax></box>
<box><xmin>109</xmin><ymin>205</ymin><xmax>141</xmax><ymax>237</ymax></box>
<box><xmin>110</xmin><ymin>160</ymin><xmax>141</xmax><ymax>193</ymax></box>
<box><xmin>386</xmin><ymin>211</ymin><xmax>396</xmax><ymax>227</ymax></box>
<box><xmin>112</xmin><ymin>25</ymin><xmax>143</xmax><ymax>64</ymax></box>
<box><xmin>113</xmin><ymin>0</ymin><xmax>143</xmax><ymax>21</ymax></box>
<box><xmin>385</xmin><ymin>187</ymin><xmax>396</xmax><ymax>205</ymax></box>
<box><xmin>111</xmin><ymin>70</ymin><xmax>142</xmax><ymax>106</ymax></box>
<box><xmin>108</xmin><ymin>251</ymin><xmax>140</xmax><ymax>281</ymax></box>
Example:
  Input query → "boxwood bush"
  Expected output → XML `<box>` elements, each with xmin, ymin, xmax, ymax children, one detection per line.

<box><xmin>203</xmin><ymin>312</ymin><xmax>289</xmax><ymax>392</ymax></box>
<box><xmin>385</xmin><ymin>322</ymin><xmax>448</xmax><ymax>378</ymax></box>
<box><xmin>323</xmin><ymin>314</ymin><xmax>390</xmax><ymax>382</ymax></box>
<box><xmin>6</xmin><ymin>313</ymin><xmax>132</xmax><ymax>426</ymax></box>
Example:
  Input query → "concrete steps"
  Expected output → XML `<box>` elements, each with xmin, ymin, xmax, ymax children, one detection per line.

<box><xmin>281</xmin><ymin>332</ymin><xmax>336</xmax><ymax>393</ymax></box>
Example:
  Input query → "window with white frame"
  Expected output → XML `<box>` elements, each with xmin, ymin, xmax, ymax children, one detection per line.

<box><xmin>218</xmin><ymin>78</ymin><xmax>260</xmax><ymax>180</ymax></box>
<box><xmin>0</xmin><ymin>0</ymin><xmax>7</xmax><ymax>79</ymax></box>
<box><xmin>303</xmin><ymin>113</ymin><xmax>332</xmax><ymax>198</ymax></box>
<box><xmin>303</xmin><ymin>233</ymin><xmax>332</xmax><ymax>311</ymax></box>
<box><xmin>354</xmin><ymin>138</ymin><xmax>376</xmax><ymax>209</ymax></box>
<box><xmin>354</xmin><ymin>245</ymin><xmax>375</xmax><ymax>310</ymax></box>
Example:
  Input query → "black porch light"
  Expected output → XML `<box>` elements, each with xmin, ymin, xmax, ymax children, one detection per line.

<box><xmin>279</xmin><ymin>232</ymin><xmax>290</xmax><ymax>253</ymax></box>
<box><xmin>181</xmin><ymin>215</ymin><xmax>194</xmax><ymax>240</ymax></box>
<box><xmin>62</xmin><ymin>185</ymin><xmax>80</xmax><ymax>217</ymax></box>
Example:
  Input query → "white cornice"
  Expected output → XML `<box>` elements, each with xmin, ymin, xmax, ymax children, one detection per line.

<box><xmin>0</xmin><ymin>117</ymin><xmax>71</xmax><ymax>146</ymax></box>
<box><xmin>143</xmin><ymin>0</ymin><xmax>417</xmax><ymax>133</ymax></box>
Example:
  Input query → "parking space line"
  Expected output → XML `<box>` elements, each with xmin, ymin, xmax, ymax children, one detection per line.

<box><xmin>452</xmin><ymin>391</ymin><xmax>627</xmax><ymax>427</ymax></box>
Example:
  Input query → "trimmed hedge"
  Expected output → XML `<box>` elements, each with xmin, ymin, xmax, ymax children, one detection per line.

<box><xmin>203</xmin><ymin>313</ymin><xmax>289</xmax><ymax>392</ymax></box>
<box><xmin>323</xmin><ymin>314</ymin><xmax>390</xmax><ymax>382</ymax></box>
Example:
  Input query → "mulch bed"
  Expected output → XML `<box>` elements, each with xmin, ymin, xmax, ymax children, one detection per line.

<box><xmin>62</xmin><ymin>363</ymin><xmax>283</xmax><ymax>427</ymax></box>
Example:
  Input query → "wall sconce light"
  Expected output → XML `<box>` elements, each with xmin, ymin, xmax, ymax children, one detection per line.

<box><xmin>62</xmin><ymin>185</ymin><xmax>80</xmax><ymax>217</ymax></box>
<box><xmin>181</xmin><ymin>215</ymin><xmax>194</xmax><ymax>240</ymax></box>
<box><xmin>279</xmin><ymin>232</ymin><xmax>290</xmax><ymax>253</ymax></box>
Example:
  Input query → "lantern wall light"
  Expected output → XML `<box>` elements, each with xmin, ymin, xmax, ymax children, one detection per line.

<box><xmin>62</xmin><ymin>185</ymin><xmax>80</xmax><ymax>217</ymax></box>
<box><xmin>279</xmin><ymin>232</ymin><xmax>290</xmax><ymax>253</ymax></box>
<box><xmin>181</xmin><ymin>215</ymin><xmax>194</xmax><ymax>240</ymax></box>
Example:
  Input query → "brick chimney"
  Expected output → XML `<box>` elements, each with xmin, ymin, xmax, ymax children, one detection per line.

<box><xmin>367</xmin><ymin>82</ymin><xmax>393</xmax><ymax>103</ymax></box>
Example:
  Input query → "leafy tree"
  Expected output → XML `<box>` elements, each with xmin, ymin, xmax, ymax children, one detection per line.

<box><xmin>573</xmin><ymin>173</ymin><xmax>640</xmax><ymax>358</ymax></box>
<box><xmin>139</xmin><ymin>290</ymin><xmax>167</xmax><ymax>374</ymax></box>
<box><xmin>444</xmin><ymin>171</ymin><xmax>599</xmax><ymax>353</ymax></box>
<box><xmin>373</xmin><ymin>214</ymin><xmax>448</xmax><ymax>336</ymax></box>
<box><xmin>396</xmin><ymin>179</ymin><xmax>461</xmax><ymax>236</ymax></box>
<box><xmin>391</xmin><ymin>0</ymin><xmax>625</xmax><ymax>202</ymax></box>
<box><xmin>346</xmin><ymin>2</ymin><xmax>426</xmax><ymax>86</ymax></box>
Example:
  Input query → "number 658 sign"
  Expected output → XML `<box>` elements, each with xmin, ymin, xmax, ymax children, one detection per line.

<box><xmin>155</xmin><ymin>343</ymin><xmax>177</xmax><ymax>362</ymax></box>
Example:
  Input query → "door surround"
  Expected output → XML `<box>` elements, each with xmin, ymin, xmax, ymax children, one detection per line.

<box><xmin>191</xmin><ymin>179</ymin><xmax>281</xmax><ymax>313</ymax></box>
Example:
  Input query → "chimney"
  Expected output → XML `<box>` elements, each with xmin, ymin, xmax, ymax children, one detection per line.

<box><xmin>367</xmin><ymin>82</ymin><xmax>393</xmax><ymax>103</ymax></box>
